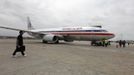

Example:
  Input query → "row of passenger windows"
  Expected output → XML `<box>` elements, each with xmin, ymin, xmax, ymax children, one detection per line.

<box><xmin>64</xmin><ymin>30</ymin><xmax>108</xmax><ymax>32</ymax></box>
<box><xmin>85</xmin><ymin>30</ymin><xmax>108</xmax><ymax>32</ymax></box>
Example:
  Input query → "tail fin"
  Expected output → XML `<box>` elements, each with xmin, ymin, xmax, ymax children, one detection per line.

<box><xmin>27</xmin><ymin>17</ymin><xmax>34</xmax><ymax>30</ymax></box>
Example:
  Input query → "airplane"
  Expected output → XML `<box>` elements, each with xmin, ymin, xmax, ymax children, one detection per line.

<box><xmin>0</xmin><ymin>17</ymin><xmax>115</xmax><ymax>44</ymax></box>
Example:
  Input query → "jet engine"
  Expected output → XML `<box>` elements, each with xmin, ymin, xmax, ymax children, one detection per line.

<box><xmin>42</xmin><ymin>34</ymin><xmax>59</xmax><ymax>43</ymax></box>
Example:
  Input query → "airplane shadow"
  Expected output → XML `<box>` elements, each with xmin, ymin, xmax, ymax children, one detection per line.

<box><xmin>25</xmin><ymin>40</ymin><xmax>92</xmax><ymax>47</ymax></box>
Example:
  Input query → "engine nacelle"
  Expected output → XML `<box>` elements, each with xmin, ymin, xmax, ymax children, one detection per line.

<box><xmin>43</xmin><ymin>34</ymin><xmax>59</xmax><ymax>43</ymax></box>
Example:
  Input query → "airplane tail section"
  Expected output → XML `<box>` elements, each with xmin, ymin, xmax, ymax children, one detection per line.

<box><xmin>27</xmin><ymin>17</ymin><xmax>34</xmax><ymax>30</ymax></box>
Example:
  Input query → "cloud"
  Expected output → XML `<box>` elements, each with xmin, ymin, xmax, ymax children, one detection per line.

<box><xmin>0</xmin><ymin>0</ymin><xmax>134</xmax><ymax>40</ymax></box>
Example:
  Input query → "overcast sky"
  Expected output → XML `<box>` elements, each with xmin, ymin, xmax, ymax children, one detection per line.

<box><xmin>0</xmin><ymin>0</ymin><xmax>134</xmax><ymax>40</ymax></box>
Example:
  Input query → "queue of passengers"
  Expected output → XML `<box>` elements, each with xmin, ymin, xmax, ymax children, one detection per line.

<box><xmin>118</xmin><ymin>40</ymin><xmax>126</xmax><ymax>48</ymax></box>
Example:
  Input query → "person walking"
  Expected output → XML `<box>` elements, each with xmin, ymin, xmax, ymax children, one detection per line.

<box><xmin>119</xmin><ymin>40</ymin><xmax>122</xmax><ymax>47</ymax></box>
<box><xmin>122</xmin><ymin>40</ymin><xmax>126</xmax><ymax>48</ymax></box>
<box><xmin>12</xmin><ymin>31</ymin><xmax>26</xmax><ymax>57</ymax></box>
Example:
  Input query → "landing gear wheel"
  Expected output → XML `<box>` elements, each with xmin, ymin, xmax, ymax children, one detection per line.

<box><xmin>42</xmin><ymin>40</ymin><xmax>48</xmax><ymax>43</ymax></box>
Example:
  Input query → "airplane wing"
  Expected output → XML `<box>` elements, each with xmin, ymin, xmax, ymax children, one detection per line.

<box><xmin>0</xmin><ymin>25</ymin><xmax>44</xmax><ymax>35</ymax></box>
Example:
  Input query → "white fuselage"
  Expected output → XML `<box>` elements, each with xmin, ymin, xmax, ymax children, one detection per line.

<box><xmin>29</xmin><ymin>27</ymin><xmax>115</xmax><ymax>42</ymax></box>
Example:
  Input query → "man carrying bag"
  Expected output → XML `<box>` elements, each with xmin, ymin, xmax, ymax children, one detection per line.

<box><xmin>12</xmin><ymin>31</ymin><xmax>26</xmax><ymax>57</ymax></box>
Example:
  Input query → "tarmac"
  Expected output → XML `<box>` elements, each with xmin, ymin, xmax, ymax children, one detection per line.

<box><xmin>0</xmin><ymin>39</ymin><xmax>134</xmax><ymax>75</ymax></box>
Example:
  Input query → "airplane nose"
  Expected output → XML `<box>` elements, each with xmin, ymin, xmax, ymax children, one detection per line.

<box><xmin>110</xmin><ymin>33</ymin><xmax>115</xmax><ymax>38</ymax></box>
